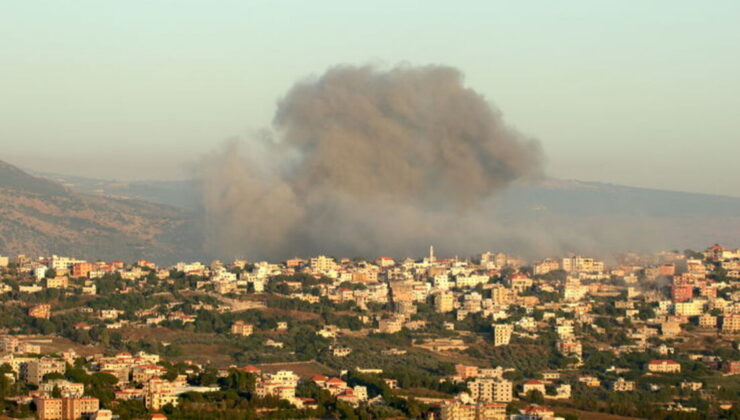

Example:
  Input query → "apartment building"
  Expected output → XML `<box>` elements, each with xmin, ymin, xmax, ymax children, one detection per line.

<box><xmin>34</xmin><ymin>397</ymin><xmax>99</xmax><ymax>420</ymax></box>
<box><xmin>492</xmin><ymin>324</ymin><xmax>513</xmax><ymax>347</ymax></box>
<box><xmin>25</xmin><ymin>358</ymin><xmax>66</xmax><ymax>385</ymax></box>
<box><xmin>468</xmin><ymin>377</ymin><xmax>513</xmax><ymax>402</ymax></box>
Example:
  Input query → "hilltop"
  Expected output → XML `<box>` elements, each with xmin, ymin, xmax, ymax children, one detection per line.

<box><xmin>0</xmin><ymin>159</ymin><xmax>200</xmax><ymax>263</ymax></box>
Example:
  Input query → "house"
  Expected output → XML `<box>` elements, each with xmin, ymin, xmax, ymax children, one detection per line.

<box><xmin>647</xmin><ymin>360</ymin><xmax>681</xmax><ymax>373</ymax></box>
<box><xmin>230</xmin><ymin>321</ymin><xmax>253</xmax><ymax>336</ymax></box>
<box><xmin>331</xmin><ymin>346</ymin><xmax>352</xmax><ymax>357</ymax></box>
<box><xmin>610</xmin><ymin>378</ymin><xmax>635</xmax><ymax>392</ymax></box>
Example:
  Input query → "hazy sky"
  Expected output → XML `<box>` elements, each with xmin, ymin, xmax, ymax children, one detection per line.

<box><xmin>2</xmin><ymin>1</ymin><xmax>739</xmax><ymax>196</ymax></box>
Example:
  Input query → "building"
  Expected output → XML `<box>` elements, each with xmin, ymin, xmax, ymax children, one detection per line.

<box><xmin>230</xmin><ymin>321</ymin><xmax>254</xmax><ymax>336</ymax></box>
<box><xmin>533</xmin><ymin>259</ymin><xmax>560</xmax><ymax>276</ymax></box>
<box><xmin>34</xmin><ymin>397</ymin><xmax>99</xmax><ymax>420</ymax></box>
<box><xmin>562</xmin><ymin>256</ymin><xmax>604</xmax><ymax>273</ymax></box>
<box><xmin>468</xmin><ymin>378</ymin><xmax>513</xmax><ymax>402</ymax></box>
<box><xmin>310</xmin><ymin>255</ymin><xmax>336</xmax><ymax>272</ymax></box>
<box><xmin>71</xmin><ymin>262</ymin><xmax>93</xmax><ymax>278</ymax></box>
<box><xmin>493</xmin><ymin>324</ymin><xmax>513</xmax><ymax>347</ymax></box>
<box><xmin>144</xmin><ymin>378</ymin><xmax>180</xmax><ymax>411</ymax></box>
<box><xmin>439</xmin><ymin>401</ymin><xmax>507</xmax><ymax>420</ymax></box>
<box><xmin>671</xmin><ymin>285</ymin><xmax>693</xmax><ymax>303</ymax></box>
<box><xmin>522</xmin><ymin>380</ymin><xmax>546</xmax><ymax>396</ymax></box>
<box><xmin>455</xmin><ymin>364</ymin><xmax>479</xmax><ymax>380</ymax></box>
<box><xmin>40</xmin><ymin>380</ymin><xmax>85</xmax><ymax>398</ymax></box>
<box><xmin>674</xmin><ymin>301</ymin><xmax>702</xmax><ymax>317</ymax></box>
<box><xmin>699</xmin><ymin>313</ymin><xmax>717</xmax><ymax>328</ymax></box>
<box><xmin>515</xmin><ymin>405</ymin><xmax>558</xmax><ymax>420</ymax></box>
<box><xmin>490</xmin><ymin>285</ymin><xmax>513</xmax><ymax>306</ymax></box>
<box><xmin>722</xmin><ymin>313</ymin><xmax>740</xmax><ymax>333</ymax></box>
<box><xmin>378</xmin><ymin>317</ymin><xmax>404</xmax><ymax>334</ymax></box>
<box><xmin>610</xmin><ymin>378</ymin><xmax>635</xmax><ymax>392</ymax></box>
<box><xmin>45</xmin><ymin>276</ymin><xmax>69</xmax><ymax>289</ymax></box>
<box><xmin>29</xmin><ymin>304</ymin><xmax>52</xmax><ymax>319</ymax></box>
<box><xmin>661</xmin><ymin>321</ymin><xmax>681</xmax><ymax>337</ymax></box>
<box><xmin>508</xmin><ymin>274</ymin><xmax>532</xmax><ymax>293</ymax></box>
<box><xmin>25</xmin><ymin>358</ymin><xmax>66</xmax><ymax>385</ymax></box>
<box><xmin>647</xmin><ymin>360</ymin><xmax>681</xmax><ymax>373</ymax></box>
<box><xmin>435</xmin><ymin>292</ymin><xmax>455</xmax><ymax>313</ymax></box>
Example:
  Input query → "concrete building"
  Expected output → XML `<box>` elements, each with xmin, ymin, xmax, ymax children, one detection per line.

<box><xmin>25</xmin><ymin>358</ymin><xmax>66</xmax><ymax>385</ymax></box>
<box><xmin>722</xmin><ymin>313</ymin><xmax>740</xmax><ymax>333</ymax></box>
<box><xmin>230</xmin><ymin>321</ymin><xmax>254</xmax><ymax>336</ymax></box>
<box><xmin>439</xmin><ymin>401</ymin><xmax>507</xmax><ymax>420</ymax></box>
<box><xmin>34</xmin><ymin>397</ymin><xmax>99</xmax><ymax>420</ymax></box>
<box><xmin>435</xmin><ymin>291</ymin><xmax>455</xmax><ymax>313</ymax></box>
<box><xmin>493</xmin><ymin>324</ymin><xmax>513</xmax><ymax>347</ymax></box>
<box><xmin>310</xmin><ymin>255</ymin><xmax>336</xmax><ymax>272</ymax></box>
<box><xmin>468</xmin><ymin>377</ymin><xmax>513</xmax><ymax>402</ymax></box>
<box><xmin>647</xmin><ymin>360</ymin><xmax>681</xmax><ymax>373</ymax></box>
<box><xmin>29</xmin><ymin>304</ymin><xmax>52</xmax><ymax>319</ymax></box>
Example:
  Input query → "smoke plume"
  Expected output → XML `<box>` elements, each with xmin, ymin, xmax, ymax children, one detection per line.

<box><xmin>198</xmin><ymin>64</ymin><xmax>544</xmax><ymax>260</ymax></box>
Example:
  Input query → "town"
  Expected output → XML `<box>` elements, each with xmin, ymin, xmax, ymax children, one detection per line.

<box><xmin>0</xmin><ymin>244</ymin><xmax>738</xmax><ymax>420</ymax></box>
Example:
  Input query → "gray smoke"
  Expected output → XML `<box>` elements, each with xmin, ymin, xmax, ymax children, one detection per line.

<box><xmin>198</xmin><ymin>64</ymin><xmax>544</xmax><ymax>260</ymax></box>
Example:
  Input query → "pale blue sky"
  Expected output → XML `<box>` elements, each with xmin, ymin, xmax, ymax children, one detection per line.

<box><xmin>1</xmin><ymin>1</ymin><xmax>739</xmax><ymax>196</ymax></box>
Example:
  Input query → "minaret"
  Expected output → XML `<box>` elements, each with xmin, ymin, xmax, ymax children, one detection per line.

<box><xmin>429</xmin><ymin>245</ymin><xmax>435</xmax><ymax>263</ymax></box>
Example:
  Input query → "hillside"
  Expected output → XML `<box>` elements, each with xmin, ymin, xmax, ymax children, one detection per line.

<box><xmin>0</xmin><ymin>160</ymin><xmax>200</xmax><ymax>263</ymax></box>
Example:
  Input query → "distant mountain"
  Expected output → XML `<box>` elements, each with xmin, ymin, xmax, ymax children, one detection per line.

<box><xmin>0</xmin><ymin>160</ymin><xmax>69</xmax><ymax>196</ymax></box>
<box><xmin>33</xmin><ymin>171</ymin><xmax>199</xmax><ymax>210</ymax></box>
<box><xmin>0</xmin><ymin>160</ymin><xmax>201</xmax><ymax>263</ymax></box>
<box><xmin>29</xmin><ymin>167</ymin><xmax>740</xmax><ymax>259</ymax></box>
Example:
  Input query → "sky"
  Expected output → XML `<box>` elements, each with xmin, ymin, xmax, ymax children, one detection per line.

<box><xmin>1</xmin><ymin>1</ymin><xmax>739</xmax><ymax>196</ymax></box>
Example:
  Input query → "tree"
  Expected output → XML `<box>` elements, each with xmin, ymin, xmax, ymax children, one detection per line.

<box><xmin>526</xmin><ymin>390</ymin><xmax>545</xmax><ymax>404</ymax></box>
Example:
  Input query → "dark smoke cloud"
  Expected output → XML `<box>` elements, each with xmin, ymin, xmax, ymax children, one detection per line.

<box><xmin>198</xmin><ymin>64</ymin><xmax>544</xmax><ymax>260</ymax></box>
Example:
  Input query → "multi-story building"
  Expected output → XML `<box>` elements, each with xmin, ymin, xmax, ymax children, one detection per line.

<box><xmin>507</xmin><ymin>274</ymin><xmax>532</xmax><ymax>294</ymax></box>
<box><xmin>674</xmin><ymin>301</ymin><xmax>703</xmax><ymax>317</ymax></box>
<box><xmin>310</xmin><ymin>256</ymin><xmax>336</xmax><ymax>273</ymax></box>
<box><xmin>25</xmin><ymin>358</ymin><xmax>66</xmax><ymax>385</ymax></box>
<box><xmin>439</xmin><ymin>401</ymin><xmax>507</xmax><ymax>420</ymax></box>
<box><xmin>671</xmin><ymin>285</ymin><xmax>694</xmax><ymax>303</ymax></box>
<box><xmin>722</xmin><ymin>313</ymin><xmax>740</xmax><ymax>333</ymax></box>
<box><xmin>490</xmin><ymin>285</ymin><xmax>513</xmax><ymax>306</ymax></box>
<box><xmin>45</xmin><ymin>276</ymin><xmax>69</xmax><ymax>289</ymax></box>
<box><xmin>39</xmin><ymin>380</ymin><xmax>85</xmax><ymax>398</ymax></box>
<box><xmin>562</xmin><ymin>256</ymin><xmax>604</xmax><ymax>273</ymax></box>
<box><xmin>144</xmin><ymin>378</ymin><xmax>180</xmax><ymax>411</ymax></box>
<box><xmin>34</xmin><ymin>397</ymin><xmax>99</xmax><ymax>420</ymax></box>
<box><xmin>435</xmin><ymin>292</ymin><xmax>455</xmax><ymax>313</ymax></box>
<box><xmin>660</xmin><ymin>321</ymin><xmax>681</xmax><ymax>337</ymax></box>
<box><xmin>468</xmin><ymin>378</ymin><xmax>513</xmax><ymax>402</ymax></box>
<box><xmin>492</xmin><ymin>324</ymin><xmax>513</xmax><ymax>347</ymax></box>
<box><xmin>533</xmin><ymin>259</ymin><xmax>560</xmax><ymax>276</ymax></box>
<box><xmin>71</xmin><ymin>262</ymin><xmax>93</xmax><ymax>278</ymax></box>
<box><xmin>699</xmin><ymin>313</ymin><xmax>717</xmax><ymax>328</ymax></box>
<box><xmin>454</xmin><ymin>364</ymin><xmax>479</xmax><ymax>380</ymax></box>
<box><xmin>378</xmin><ymin>317</ymin><xmax>404</xmax><ymax>334</ymax></box>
